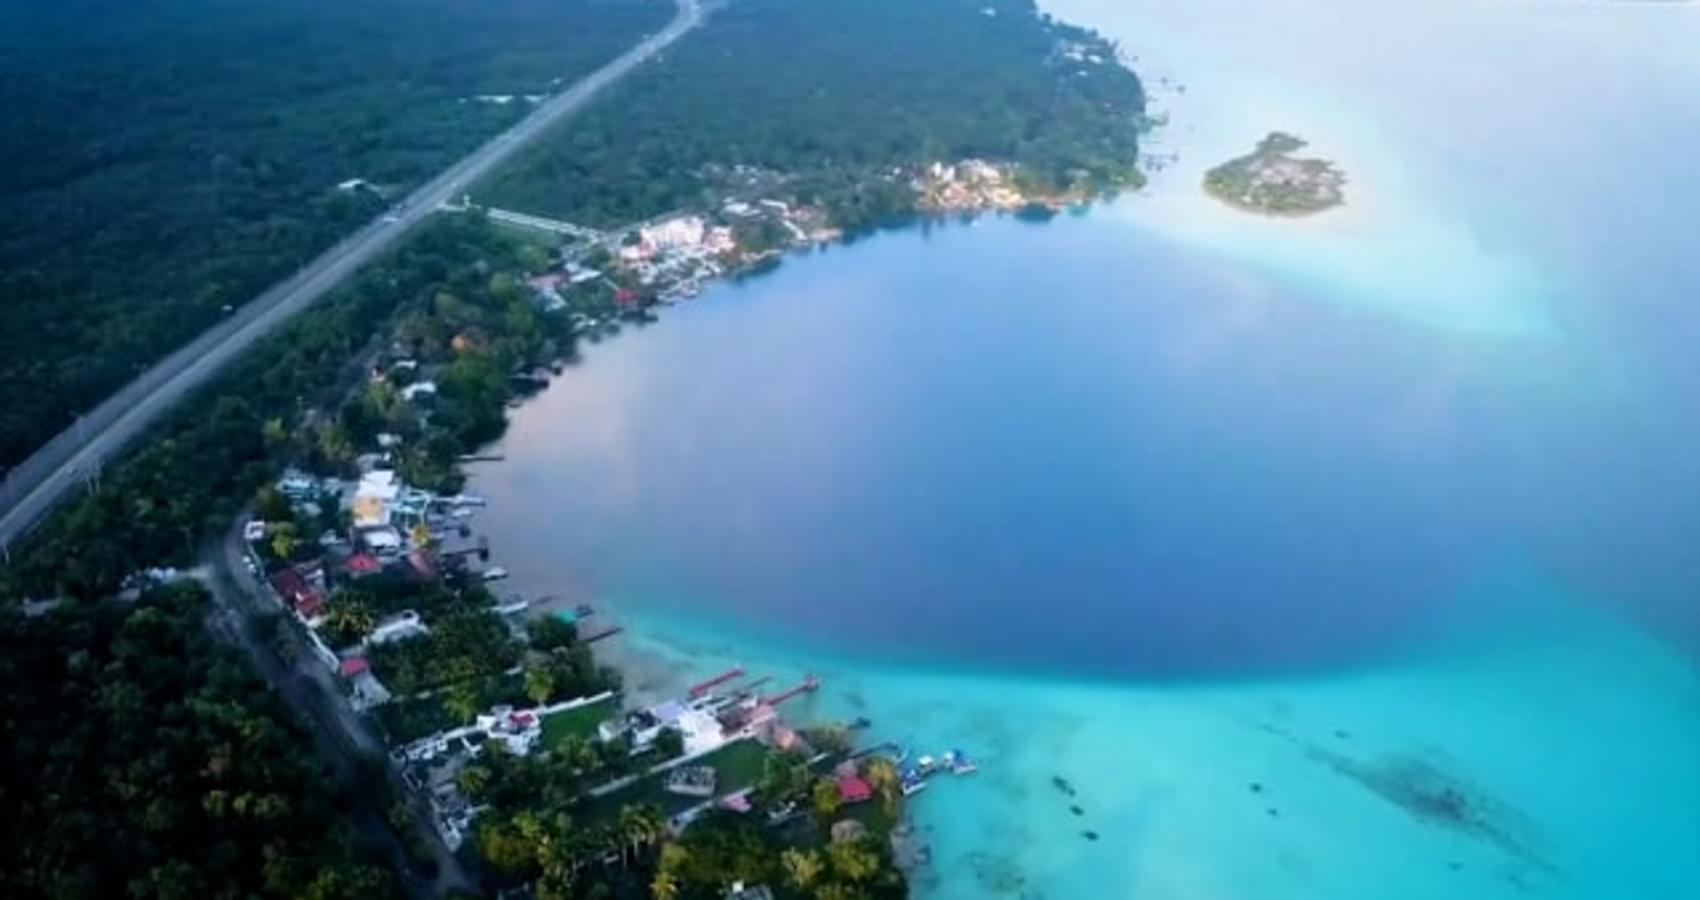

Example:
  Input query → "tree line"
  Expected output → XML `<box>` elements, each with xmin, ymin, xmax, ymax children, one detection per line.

<box><xmin>0</xmin><ymin>0</ymin><xmax>671</xmax><ymax>470</ymax></box>
<box><xmin>0</xmin><ymin>584</ymin><xmax>396</xmax><ymax>899</ymax></box>
<box><xmin>479</xmin><ymin>0</ymin><xmax>1146</xmax><ymax>232</ymax></box>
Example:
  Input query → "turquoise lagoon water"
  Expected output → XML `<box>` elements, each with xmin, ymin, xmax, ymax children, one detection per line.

<box><xmin>470</xmin><ymin>1</ymin><xmax>1700</xmax><ymax>896</ymax></box>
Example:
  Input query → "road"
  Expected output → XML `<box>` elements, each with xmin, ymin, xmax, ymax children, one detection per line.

<box><xmin>201</xmin><ymin>522</ymin><xmax>470</xmax><ymax>897</ymax></box>
<box><xmin>0</xmin><ymin>0</ymin><xmax>702</xmax><ymax>553</ymax></box>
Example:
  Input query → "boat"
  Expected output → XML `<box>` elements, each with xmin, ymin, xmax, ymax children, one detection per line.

<box><xmin>945</xmin><ymin>749</ymin><xmax>978</xmax><ymax>775</ymax></box>
<box><xmin>900</xmin><ymin>768</ymin><xmax>929</xmax><ymax>797</ymax></box>
<box><xmin>481</xmin><ymin>566</ymin><xmax>509</xmax><ymax>581</ymax></box>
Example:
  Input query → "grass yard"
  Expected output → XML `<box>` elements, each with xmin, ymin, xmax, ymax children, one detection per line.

<box><xmin>574</xmin><ymin>738</ymin><xmax>772</xmax><ymax>825</ymax></box>
<box><xmin>540</xmin><ymin>695</ymin><xmax>618</xmax><ymax>747</ymax></box>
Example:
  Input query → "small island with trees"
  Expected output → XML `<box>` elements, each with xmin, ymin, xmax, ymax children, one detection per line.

<box><xmin>1203</xmin><ymin>132</ymin><xmax>1346</xmax><ymax>216</ymax></box>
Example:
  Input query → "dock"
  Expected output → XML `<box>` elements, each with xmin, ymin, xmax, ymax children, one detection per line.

<box><xmin>582</xmin><ymin>625</ymin><xmax>624</xmax><ymax>644</ymax></box>
<box><xmin>689</xmin><ymin>666</ymin><xmax>745</xmax><ymax>699</ymax></box>
<box><xmin>761</xmin><ymin>674</ymin><xmax>820</xmax><ymax>707</ymax></box>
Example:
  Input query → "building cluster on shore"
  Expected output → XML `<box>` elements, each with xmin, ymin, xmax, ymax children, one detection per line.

<box><xmin>243</xmin><ymin>383</ymin><xmax>969</xmax><ymax>891</ymax></box>
<box><xmin>226</xmin><ymin>158</ymin><xmax>1070</xmax><ymax>891</ymax></box>
<box><xmin>484</xmin><ymin>156</ymin><xmax>1095</xmax><ymax>328</ymax></box>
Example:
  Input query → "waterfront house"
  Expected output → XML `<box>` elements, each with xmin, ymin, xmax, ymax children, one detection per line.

<box><xmin>836</xmin><ymin>774</ymin><xmax>873</xmax><ymax>805</ymax></box>
<box><xmin>351</xmin><ymin>470</ymin><xmax>400</xmax><ymax>527</ymax></box>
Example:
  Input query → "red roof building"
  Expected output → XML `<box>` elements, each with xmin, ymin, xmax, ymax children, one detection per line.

<box><xmin>836</xmin><ymin>775</ymin><xmax>873</xmax><ymax>805</ymax></box>
<box><xmin>270</xmin><ymin>567</ymin><xmax>326</xmax><ymax>618</ymax></box>
<box><xmin>338</xmin><ymin>656</ymin><xmax>370</xmax><ymax>677</ymax></box>
<box><xmin>343</xmin><ymin>553</ymin><xmax>383</xmax><ymax>578</ymax></box>
<box><xmin>296</xmin><ymin>593</ymin><xmax>326</xmax><ymax>620</ymax></box>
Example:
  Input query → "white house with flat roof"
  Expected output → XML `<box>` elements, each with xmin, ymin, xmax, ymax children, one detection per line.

<box><xmin>351</xmin><ymin>470</ymin><xmax>400</xmax><ymax>527</ymax></box>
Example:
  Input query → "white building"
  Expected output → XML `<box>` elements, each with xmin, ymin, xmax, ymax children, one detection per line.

<box><xmin>401</xmin><ymin>381</ymin><xmax>437</xmax><ymax>402</ymax></box>
<box><xmin>359</xmin><ymin>526</ymin><xmax>404</xmax><ymax>557</ymax></box>
<box><xmin>351</xmin><ymin>470</ymin><xmax>401</xmax><ymax>527</ymax></box>
<box><xmin>640</xmin><ymin>215</ymin><xmax>707</xmax><ymax>252</ymax></box>
<box><xmin>368</xmin><ymin>609</ymin><xmax>428</xmax><ymax>646</ymax></box>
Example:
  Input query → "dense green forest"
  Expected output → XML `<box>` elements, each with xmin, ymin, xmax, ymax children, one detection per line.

<box><xmin>479</xmin><ymin>0</ymin><xmax>1146</xmax><ymax>230</ymax></box>
<box><xmin>0</xmin><ymin>585</ymin><xmax>395</xmax><ymax>899</ymax></box>
<box><xmin>1</xmin><ymin>2</ymin><xmax>1151</xmax><ymax>896</ymax></box>
<box><xmin>1</xmin><ymin>216</ymin><xmax>545</xmax><ymax>600</ymax></box>
<box><xmin>0</xmin><ymin>0</ymin><xmax>670</xmax><ymax>470</ymax></box>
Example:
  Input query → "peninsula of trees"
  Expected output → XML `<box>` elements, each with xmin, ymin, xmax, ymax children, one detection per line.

<box><xmin>1203</xmin><ymin>132</ymin><xmax>1346</xmax><ymax>216</ymax></box>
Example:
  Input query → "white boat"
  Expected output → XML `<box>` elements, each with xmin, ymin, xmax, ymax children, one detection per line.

<box><xmin>481</xmin><ymin>567</ymin><xmax>510</xmax><ymax>582</ymax></box>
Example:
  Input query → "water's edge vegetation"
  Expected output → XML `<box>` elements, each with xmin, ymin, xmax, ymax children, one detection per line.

<box><xmin>0</xmin><ymin>1</ymin><xmax>1146</xmax><ymax>896</ymax></box>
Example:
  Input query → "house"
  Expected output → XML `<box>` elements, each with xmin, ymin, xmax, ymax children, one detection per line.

<box><xmin>270</xmin><ymin>567</ymin><xmax>327</xmax><ymax>621</ymax></box>
<box><xmin>342</xmin><ymin>552</ymin><xmax>384</xmax><ymax>579</ymax></box>
<box><xmin>473</xmin><ymin>706</ymin><xmax>542</xmax><ymax>755</ymax></box>
<box><xmin>349</xmin><ymin>668</ymin><xmax>392</xmax><ymax>711</ymax></box>
<box><xmin>368</xmin><ymin>610</ymin><xmax>427</xmax><ymax>645</ymax></box>
<box><xmin>640</xmin><ymin>215</ymin><xmax>706</xmax><ymax>251</ymax></box>
<box><xmin>601</xmin><ymin>699</ymin><xmax>726</xmax><ymax>754</ymax></box>
<box><xmin>351</xmin><ymin>470</ymin><xmax>401</xmax><ymax>527</ymax></box>
<box><xmin>295</xmin><ymin>592</ymin><xmax>326</xmax><ymax>622</ymax></box>
<box><xmin>618</xmin><ymin>238</ymin><xmax>654</xmax><ymax>264</ymax></box>
<box><xmin>836</xmin><ymin>775</ymin><xmax>873</xmax><ymax>805</ymax></box>
<box><xmin>338</xmin><ymin>656</ymin><xmax>371</xmax><ymax>678</ymax></box>
<box><xmin>277</xmin><ymin>469</ymin><xmax>315</xmax><ymax>499</ymax></box>
<box><xmin>358</xmin><ymin>525</ymin><xmax>404</xmax><ymax>557</ymax></box>
<box><xmin>401</xmin><ymin>381</ymin><xmax>437</xmax><ymax>402</ymax></box>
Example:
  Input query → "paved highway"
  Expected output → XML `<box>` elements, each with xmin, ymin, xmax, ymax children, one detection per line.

<box><xmin>0</xmin><ymin>0</ymin><xmax>701</xmax><ymax>554</ymax></box>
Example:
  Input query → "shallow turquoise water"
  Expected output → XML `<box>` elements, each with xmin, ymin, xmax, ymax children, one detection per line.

<box><xmin>469</xmin><ymin>0</ymin><xmax>1700</xmax><ymax>894</ymax></box>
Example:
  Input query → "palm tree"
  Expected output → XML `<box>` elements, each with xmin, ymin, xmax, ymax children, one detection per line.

<box><xmin>811</xmin><ymin>776</ymin><xmax>842</xmax><ymax>822</ymax></box>
<box><xmin>616</xmin><ymin>805</ymin><xmax>648</xmax><ymax>868</ymax></box>
<box><xmin>629</xmin><ymin>804</ymin><xmax>666</xmax><ymax>860</ymax></box>
<box><xmin>269</xmin><ymin>524</ymin><xmax>298</xmax><ymax>561</ymax></box>
<box><xmin>523</xmin><ymin>662</ymin><xmax>557</xmax><ymax>706</ymax></box>
<box><xmin>782</xmin><ymin>847</ymin><xmax>824</xmax><ymax>889</ymax></box>
<box><xmin>322</xmin><ymin>598</ymin><xmax>375</xmax><ymax>645</ymax></box>
<box><xmin>454</xmin><ymin>764</ymin><xmax>491</xmax><ymax>797</ymax></box>
<box><xmin>827</xmin><ymin>840</ymin><xmax>880</xmax><ymax>883</ymax></box>
<box><xmin>864</xmin><ymin>758</ymin><xmax>901</xmax><ymax>816</ymax></box>
<box><xmin>649</xmin><ymin>869</ymin><xmax>680</xmax><ymax>900</ymax></box>
<box><xmin>443</xmin><ymin>681</ymin><xmax>482</xmax><ymax>724</ymax></box>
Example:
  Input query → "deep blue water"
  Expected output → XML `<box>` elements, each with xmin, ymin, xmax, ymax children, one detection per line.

<box><xmin>471</xmin><ymin>204</ymin><xmax>1698</xmax><ymax>678</ymax></box>
<box><xmin>466</xmin><ymin>4</ymin><xmax>1700</xmax><ymax>892</ymax></box>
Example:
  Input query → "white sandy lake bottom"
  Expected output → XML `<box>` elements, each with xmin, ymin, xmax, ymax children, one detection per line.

<box><xmin>598</xmin><ymin>589</ymin><xmax>1700</xmax><ymax>900</ymax></box>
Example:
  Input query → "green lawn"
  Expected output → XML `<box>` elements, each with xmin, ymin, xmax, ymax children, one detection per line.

<box><xmin>574</xmin><ymin>738</ymin><xmax>772</xmax><ymax>826</ymax></box>
<box><xmin>540</xmin><ymin>696</ymin><xmax>618</xmax><ymax>747</ymax></box>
